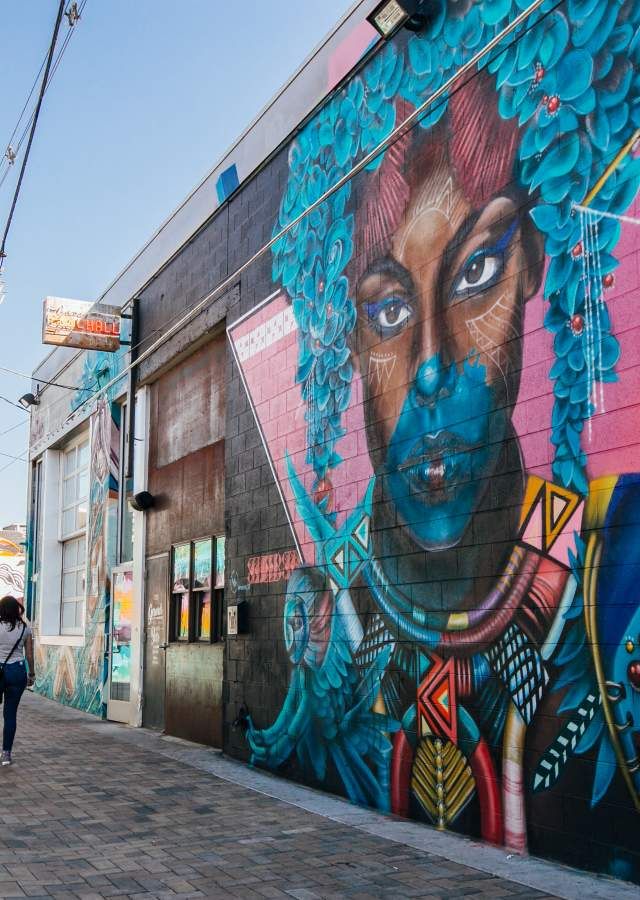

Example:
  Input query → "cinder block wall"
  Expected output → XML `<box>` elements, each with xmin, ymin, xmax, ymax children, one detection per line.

<box><xmin>137</xmin><ymin>4</ymin><xmax>640</xmax><ymax>883</ymax></box>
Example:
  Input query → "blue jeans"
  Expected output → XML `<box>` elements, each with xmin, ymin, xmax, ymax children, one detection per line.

<box><xmin>2</xmin><ymin>660</ymin><xmax>27</xmax><ymax>752</ymax></box>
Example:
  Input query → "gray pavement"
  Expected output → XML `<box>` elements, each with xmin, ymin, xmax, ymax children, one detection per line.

<box><xmin>0</xmin><ymin>692</ymin><xmax>635</xmax><ymax>900</ymax></box>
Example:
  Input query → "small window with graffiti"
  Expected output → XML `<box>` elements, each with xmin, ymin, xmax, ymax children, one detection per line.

<box><xmin>170</xmin><ymin>537</ymin><xmax>225</xmax><ymax>643</ymax></box>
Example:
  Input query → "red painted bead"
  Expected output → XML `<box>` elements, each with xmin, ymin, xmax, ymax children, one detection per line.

<box><xmin>534</xmin><ymin>64</ymin><xmax>545</xmax><ymax>83</ymax></box>
<box><xmin>603</xmin><ymin>273</ymin><xmax>615</xmax><ymax>289</ymax></box>
<box><xmin>314</xmin><ymin>477</ymin><xmax>334</xmax><ymax>512</ymax></box>
<box><xmin>327</xmin><ymin>303</ymin><xmax>333</xmax><ymax>317</ymax></box>
<box><xmin>628</xmin><ymin>660</ymin><xmax>640</xmax><ymax>692</ymax></box>
<box><xmin>314</xmin><ymin>339</ymin><xmax>321</xmax><ymax>349</ymax></box>
<box><xmin>546</xmin><ymin>95</ymin><xmax>560</xmax><ymax>114</ymax></box>
<box><xmin>318</xmin><ymin>279</ymin><xmax>325</xmax><ymax>292</ymax></box>
<box><xmin>570</xmin><ymin>314</ymin><xmax>584</xmax><ymax>335</ymax></box>
<box><xmin>572</xmin><ymin>241</ymin><xmax>583</xmax><ymax>258</ymax></box>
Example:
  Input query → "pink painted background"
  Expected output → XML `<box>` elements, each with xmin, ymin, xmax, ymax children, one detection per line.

<box><xmin>229</xmin><ymin>203</ymin><xmax>640</xmax><ymax>563</ymax></box>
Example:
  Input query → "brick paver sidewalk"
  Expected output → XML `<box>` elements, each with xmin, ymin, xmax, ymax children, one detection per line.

<box><xmin>0</xmin><ymin>693</ymin><xmax>569</xmax><ymax>898</ymax></box>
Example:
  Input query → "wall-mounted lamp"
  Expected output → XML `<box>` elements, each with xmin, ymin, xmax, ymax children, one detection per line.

<box><xmin>128</xmin><ymin>490</ymin><xmax>155</xmax><ymax>512</ymax></box>
<box><xmin>367</xmin><ymin>0</ymin><xmax>435</xmax><ymax>39</ymax></box>
<box><xmin>18</xmin><ymin>392</ymin><xmax>40</xmax><ymax>409</ymax></box>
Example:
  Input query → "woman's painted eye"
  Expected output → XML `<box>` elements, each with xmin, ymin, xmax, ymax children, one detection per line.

<box><xmin>367</xmin><ymin>296</ymin><xmax>412</xmax><ymax>335</ymax></box>
<box><xmin>454</xmin><ymin>253</ymin><xmax>501</xmax><ymax>295</ymax></box>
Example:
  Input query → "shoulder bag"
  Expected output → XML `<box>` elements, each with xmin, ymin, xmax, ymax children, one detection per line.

<box><xmin>0</xmin><ymin>623</ymin><xmax>26</xmax><ymax>706</ymax></box>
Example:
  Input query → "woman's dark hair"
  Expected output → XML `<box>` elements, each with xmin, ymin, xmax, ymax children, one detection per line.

<box><xmin>0</xmin><ymin>595</ymin><xmax>25</xmax><ymax>631</ymax></box>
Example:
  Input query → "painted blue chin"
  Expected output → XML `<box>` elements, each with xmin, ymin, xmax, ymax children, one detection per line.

<box><xmin>383</xmin><ymin>355</ymin><xmax>507</xmax><ymax>551</ymax></box>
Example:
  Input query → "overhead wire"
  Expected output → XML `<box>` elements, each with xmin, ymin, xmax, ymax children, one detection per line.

<box><xmin>27</xmin><ymin>0</ymin><xmax>598</xmax><ymax>437</ymax></box>
<box><xmin>0</xmin><ymin>419</ymin><xmax>27</xmax><ymax>438</ymax></box>
<box><xmin>0</xmin><ymin>394</ymin><xmax>28</xmax><ymax>413</ymax></box>
<box><xmin>58</xmin><ymin>0</ymin><xmax>565</xmax><ymax>419</ymax></box>
<box><xmin>0</xmin><ymin>1</ymin><xmax>88</xmax><ymax>198</ymax></box>
<box><xmin>0</xmin><ymin>452</ymin><xmax>27</xmax><ymax>475</ymax></box>
<box><xmin>0</xmin><ymin>364</ymin><xmax>78</xmax><ymax>390</ymax></box>
<box><xmin>0</xmin><ymin>0</ymin><xmax>67</xmax><ymax>265</ymax></box>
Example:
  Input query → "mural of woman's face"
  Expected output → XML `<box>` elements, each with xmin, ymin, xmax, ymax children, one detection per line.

<box><xmin>355</xmin><ymin>147</ymin><xmax>541</xmax><ymax>551</ymax></box>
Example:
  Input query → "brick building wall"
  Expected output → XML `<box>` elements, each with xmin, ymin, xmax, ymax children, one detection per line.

<box><xmin>134</xmin><ymin>1</ymin><xmax>640</xmax><ymax>884</ymax></box>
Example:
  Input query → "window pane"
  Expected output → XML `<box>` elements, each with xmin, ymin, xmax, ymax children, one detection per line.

<box><xmin>76</xmin><ymin>538</ymin><xmax>86</xmax><ymax>565</ymax></box>
<box><xmin>62</xmin><ymin>508</ymin><xmax>75</xmax><ymax>536</ymax></box>
<box><xmin>63</xmin><ymin>476</ymin><xmax>76</xmax><ymax>505</ymax></box>
<box><xmin>62</xmin><ymin>572</ymin><xmax>76</xmax><ymax>599</ymax></box>
<box><xmin>76</xmin><ymin>504</ymin><xmax>87</xmax><ymax>531</ymax></box>
<box><xmin>63</xmin><ymin>539</ymin><xmax>77</xmax><ymax>568</ymax></box>
<box><xmin>74</xmin><ymin>600</ymin><xmax>83</xmax><ymax>628</ymax></box>
<box><xmin>63</xmin><ymin>447</ymin><xmax>76</xmax><ymax>476</ymax></box>
<box><xmin>175</xmin><ymin>594</ymin><xmax>189</xmax><ymax>640</ymax></box>
<box><xmin>76</xmin><ymin>570</ymin><xmax>85</xmax><ymax>596</ymax></box>
<box><xmin>77</xmin><ymin>471</ymin><xmax>89</xmax><ymax>502</ymax></box>
<box><xmin>77</xmin><ymin>440</ymin><xmax>89</xmax><ymax>468</ymax></box>
<box><xmin>61</xmin><ymin>601</ymin><xmax>77</xmax><ymax>630</ymax></box>
<box><xmin>198</xmin><ymin>592</ymin><xmax>211</xmax><ymax>641</ymax></box>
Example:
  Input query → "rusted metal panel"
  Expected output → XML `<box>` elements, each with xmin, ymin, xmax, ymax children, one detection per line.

<box><xmin>165</xmin><ymin>643</ymin><xmax>224</xmax><ymax>747</ymax></box>
<box><xmin>144</xmin><ymin>335</ymin><xmax>226</xmax><ymax>747</ymax></box>
<box><xmin>151</xmin><ymin>334</ymin><xmax>226</xmax><ymax>469</ymax></box>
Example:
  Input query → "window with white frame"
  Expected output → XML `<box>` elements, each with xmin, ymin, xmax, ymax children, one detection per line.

<box><xmin>60</xmin><ymin>437</ymin><xmax>89</xmax><ymax>634</ymax></box>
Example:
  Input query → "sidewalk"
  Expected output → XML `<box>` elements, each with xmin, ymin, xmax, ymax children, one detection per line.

<box><xmin>0</xmin><ymin>694</ymin><xmax>635</xmax><ymax>900</ymax></box>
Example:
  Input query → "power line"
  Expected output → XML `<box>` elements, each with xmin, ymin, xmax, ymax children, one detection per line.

<box><xmin>0</xmin><ymin>395</ymin><xmax>28</xmax><ymax>413</ymax></box>
<box><xmin>0</xmin><ymin>365</ymin><xmax>77</xmax><ymax>390</ymax></box>
<box><xmin>23</xmin><ymin>0</ymin><xmax>561</xmax><ymax>427</ymax></box>
<box><xmin>69</xmin><ymin>0</ymin><xmax>556</xmax><ymax>414</ymax></box>
<box><xmin>0</xmin><ymin>420</ymin><xmax>27</xmax><ymax>438</ymax></box>
<box><xmin>0</xmin><ymin>453</ymin><xmax>27</xmax><ymax>476</ymax></box>
<box><xmin>0</xmin><ymin>446</ymin><xmax>28</xmax><ymax>462</ymax></box>
<box><xmin>0</xmin><ymin>0</ymin><xmax>67</xmax><ymax>266</ymax></box>
<box><xmin>0</xmin><ymin>2</ymin><xmax>87</xmax><ymax>193</ymax></box>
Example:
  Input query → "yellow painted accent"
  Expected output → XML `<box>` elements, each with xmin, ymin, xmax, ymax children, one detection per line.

<box><xmin>519</xmin><ymin>476</ymin><xmax>544</xmax><ymax>529</ymax></box>
<box><xmin>446</xmin><ymin>612</ymin><xmax>469</xmax><ymax>631</ymax></box>
<box><xmin>372</xmin><ymin>688</ymin><xmax>387</xmax><ymax>717</ymax></box>
<box><xmin>544</xmin><ymin>483</ymin><xmax>581</xmax><ymax>550</ymax></box>
<box><xmin>0</xmin><ymin>538</ymin><xmax>22</xmax><ymax>556</ymax></box>
<box><xmin>584</xmin><ymin>128</ymin><xmax>640</xmax><ymax>207</ymax></box>
<box><xmin>583</xmin><ymin>476</ymin><xmax>618</xmax><ymax>532</ymax></box>
<box><xmin>411</xmin><ymin>737</ymin><xmax>475</xmax><ymax>830</ymax></box>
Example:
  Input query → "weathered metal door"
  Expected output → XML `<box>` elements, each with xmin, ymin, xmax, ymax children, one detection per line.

<box><xmin>143</xmin><ymin>553</ymin><xmax>169</xmax><ymax>730</ymax></box>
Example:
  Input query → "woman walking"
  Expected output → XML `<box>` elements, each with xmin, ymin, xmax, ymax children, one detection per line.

<box><xmin>0</xmin><ymin>595</ymin><xmax>34</xmax><ymax>766</ymax></box>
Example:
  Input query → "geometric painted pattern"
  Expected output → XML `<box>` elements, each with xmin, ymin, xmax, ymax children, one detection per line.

<box><xmin>487</xmin><ymin>624</ymin><xmax>549</xmax><ymax>725</ymax></box>
<box><xmin>532</xmin><ymin>692</ymin><xmax>602</xmax><ymax>792</ymax></box>
<box><xmin>324</xmin><ymin>512</ymin><xmax>371</xmax><ymax>593</ymax></box>
<box><xmin>355</xmin><ymin>613</ymin><xmax>394</xmax><ymax>669</ymax></box>
<box><xmin>518</xmin><ymin>476</ymin><xmax>583</xmax><ymax>568</ymax></box>
<box><xmin>417</xmin><ymin>654</ymin><xmax>457</xmax><ymax>745</ymax></box>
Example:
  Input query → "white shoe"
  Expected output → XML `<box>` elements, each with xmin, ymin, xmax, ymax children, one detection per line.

<box><xmin>1</xmin><ymin>752</ymin><xmax>11</xmax><ymax>766</ymax></box>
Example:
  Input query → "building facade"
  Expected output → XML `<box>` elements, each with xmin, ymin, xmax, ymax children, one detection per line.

<box><xmin>27</xmin><ymin>0</ymin><xmax>640</xmax><ymax>885</ymax></box>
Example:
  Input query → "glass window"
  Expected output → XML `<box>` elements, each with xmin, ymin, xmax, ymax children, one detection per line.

<box><xmin>61</xmin><ymin>439</ymin><xmax>90</xmax><ymax>538</ymax></box>
<box><xmin>171</xmin><ymin>538</ymin><xmax>224</xmax><ymax>643</ymax></box>
<box><xmin>59</xmin><ymin>435</ymin><xmax>89</xmax><ymax>635</ymax></box>
<box><xmin>197</xmin><ymin>592</ymin><xmax>211</xmax><ymax>640</ymax></box>
<box><xmin>60</xmin><ymin>535</ymin><xmax>86</xmax><ymax>634</ymax></box>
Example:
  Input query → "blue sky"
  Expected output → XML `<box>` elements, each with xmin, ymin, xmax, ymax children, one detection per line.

<box><xmin>0</xmin><ymin>0</ymin><xmax>351</xmax><ymax>524</ymax></box>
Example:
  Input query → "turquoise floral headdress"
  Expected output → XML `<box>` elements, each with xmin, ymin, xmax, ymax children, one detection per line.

<box><xmin>272</xmin><ymin>0</ymin><xmax>640</xmax><ymax>497</ymax></box>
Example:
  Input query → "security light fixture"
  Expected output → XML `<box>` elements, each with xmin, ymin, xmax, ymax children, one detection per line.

<box><xmin>367</xmin><ymin>0</ymin><xmax>434</xmax><ymax>38</ymax></box>
<box><xmin>18</xmin><ymin>392</ymin><xmax>39</xmax><ymax>409</ymax></box>
<box><xmin>367</xmin><ymin>0</ymin><xmax>409</xmax><ymax>38</ymax></box>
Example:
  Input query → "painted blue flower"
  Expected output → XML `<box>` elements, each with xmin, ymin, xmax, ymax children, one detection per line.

<box><xmin>273</xmin><ymin>0</ymin><xmax>640</xmax><ymax>496</ymax></box>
